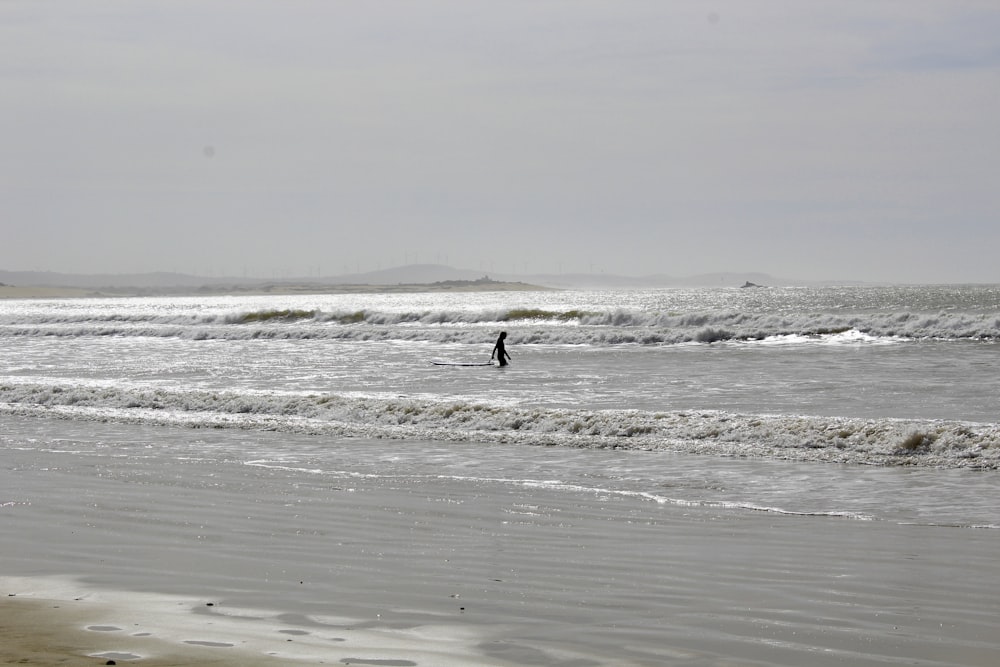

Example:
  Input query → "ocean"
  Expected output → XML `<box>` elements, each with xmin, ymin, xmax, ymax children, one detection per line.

<box><xmin>3</xmin><ymin>285</ymin><xmax>1000</xmax><ymax>466</ymax></box>
<box><xmin>3</xmin><ymin>285</ymin><xmax>1000</xmax><ymax>665</ymax></box>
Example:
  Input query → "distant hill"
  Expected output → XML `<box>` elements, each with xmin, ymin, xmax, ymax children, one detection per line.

<box><xmin>324</xmin><ymin>264</ymin><xmax>488</xmax><ymax>285</ymax></box>
<box><xmin>324</xmin><ymin>266</ymin><xmax>826</xmax><ymax>288</ymax></box>
<box><xmin>0</xmin><ymin>266</ymin><xmax>857</xmax><ymax>292</ymax></box>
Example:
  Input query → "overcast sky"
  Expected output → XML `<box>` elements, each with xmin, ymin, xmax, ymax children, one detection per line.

<box><xmin>3</xmin><ymin>1</ymin><xmax>999</xmax><ymax>283</ymax></box>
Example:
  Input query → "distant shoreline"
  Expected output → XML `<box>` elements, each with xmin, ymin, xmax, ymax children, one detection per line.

<box><xmin>0</xmin><ymin>280</ymin><xmax>555</xmax><ymax>299</ymax></box>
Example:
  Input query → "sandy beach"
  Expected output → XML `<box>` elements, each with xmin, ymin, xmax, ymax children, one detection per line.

<box><xmin>3</xmin><ymin>416</ymin><xmax>1000</xmax><ymax>666</ymax></box>
<box><xmin>1</xmin><ymin>582</ymin><xmax>486</xmax><ymax>666</ymax></box>
<box><xmin>1</xmin><ymin>592</ymin><xmax>298</xmax><ymax>666</ymax></box>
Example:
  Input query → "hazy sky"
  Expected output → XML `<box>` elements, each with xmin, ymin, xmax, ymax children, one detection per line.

<box><xmin>3</xmin><ymin>1</ymin><xmax>999</xmax><ymax>283</ymax></box>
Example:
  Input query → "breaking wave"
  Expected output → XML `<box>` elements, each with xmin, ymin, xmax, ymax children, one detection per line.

<box><xmin>2</xmin><ymin>307</ymin><xmax>1000</xmax><ymax>345</ymax></box>
<box><xmin>2</xmin><ymin>381</ymin><xmax>998</xmax><ymax>469</ymax></box>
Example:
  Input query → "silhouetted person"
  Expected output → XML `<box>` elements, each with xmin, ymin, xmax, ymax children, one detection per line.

<box><xmin>491</xmin><ymin>331</ymin><xmax>511</xmax><ymax>367</ymax></box>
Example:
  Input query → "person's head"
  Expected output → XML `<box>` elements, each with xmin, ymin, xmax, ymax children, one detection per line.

<box><xmin>499</xmin><ymin>331</ymin><xmax>507</xmax><ymax>339</ymax></box>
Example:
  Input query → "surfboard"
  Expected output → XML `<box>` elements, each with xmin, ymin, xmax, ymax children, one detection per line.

<box><xmin>431</xmin><ymin>361</ymin><xmax>495</xmax><ymax>367</ymax></box>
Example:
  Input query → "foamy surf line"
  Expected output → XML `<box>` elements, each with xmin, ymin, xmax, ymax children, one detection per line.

<box><xmin>4</xmin><ymin>305</ymin><xmax>1000</xmax><ymax>342</ymax></box>
<box><xmin>4</xmin><ymin>380</ymin><xmax>1000</xmax><ymax>468</ymax></box>
<box><xmin>1</xmin><ymin>575</ymin><xmax>492</xmax><ymax>666</ymax></box>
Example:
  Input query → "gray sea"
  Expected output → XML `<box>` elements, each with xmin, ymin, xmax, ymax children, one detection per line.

<box><xmin>3</xmin><ymin>285</ymin><xmax>1000</xmax><ymax>665</ymax></box>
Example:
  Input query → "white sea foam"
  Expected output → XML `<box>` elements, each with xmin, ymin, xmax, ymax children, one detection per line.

<box><xmin>3</xmin><ymin>381</ymin><xmax>998</xmax><ymax>469</ymax></box>
<box><xmin>4</xmin><ymin>287</ymin><xmax>1000</xmax><ymax>345</ymax></box>
<box><xmin>3</xmin><ymin>306</ymin><xmax>999</xmax><ymax>343</ymax></box>
<box><xmin>3</xmin><ymin>288</ymin><xmax>1000</xmax><ymax>467</ymax></box>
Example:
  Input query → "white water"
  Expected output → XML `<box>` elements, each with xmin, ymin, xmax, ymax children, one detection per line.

<box><xmin>2</xmin><ymin>287</ymin><xmax>1000</xmax><ymax>469</ymax></box>
<box><xmin>2</xmin><ymin>285</ymin><xmax>1000</xmax><ymax>523</ymax></box>
<box><xmin>4</xmin><ymin>286</ymin><xmax>1000</xmax><ymax>666</ymax></box>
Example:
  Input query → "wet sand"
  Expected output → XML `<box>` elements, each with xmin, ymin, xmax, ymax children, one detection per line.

<box><xmin>1</xmin><ymin>594</ymin><xmax>286</xmax><ymax>666</ymax></box>
<box><xmin>3</xmin><ymin>421</ymin><xmax>1000</xmax><ymax>666</ymax></box>
<box><xmin>0</xmin><ymin>584</ymin><xmax>480</xmax><ymax>666</ymax></box>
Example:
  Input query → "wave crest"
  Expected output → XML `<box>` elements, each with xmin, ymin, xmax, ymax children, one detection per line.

<box><xmin>3</xmin><ymin>381</ymin><xmax>997</xmax><ymax>469</ymax></box>
<box><xmin>4</xmin><ymin>305</ymin><xmax>1000</xmax><ymax>345</ymax></box>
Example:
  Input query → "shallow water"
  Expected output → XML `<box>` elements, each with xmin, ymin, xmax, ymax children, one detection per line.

<box><xmin>3</xmin><ymin>416</ymin><xmax>1000</xmax><ymax>666</ymax></box>
<box><xmin>3</xmin><ymin>287</ymin><xmax>1000</xmax><ymax>663</ymax></box>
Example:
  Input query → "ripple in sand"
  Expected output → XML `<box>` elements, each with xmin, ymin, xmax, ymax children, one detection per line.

<box><xmin>92</xmin><ymin>651</ymin><xmax>141</xmax><ymax>660</ymax></box>
<box><xmin>183</xmin><ymin>640</ymin><xmax>234</xmax><ymax>647</ymax></box>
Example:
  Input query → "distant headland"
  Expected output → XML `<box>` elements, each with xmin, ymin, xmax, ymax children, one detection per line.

<box><xmin>0</xmin><ymin>274</ymin><xmax>551</xmax><ymax>299</ymax></box>
<box><xmin>0</xmin><ymin>265</ymin><xmax>866</xmax><ymax>299</ymax></box>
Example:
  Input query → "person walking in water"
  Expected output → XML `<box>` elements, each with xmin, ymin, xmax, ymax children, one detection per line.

<box><xmin>491</xmin><ymin>331</ymin><xmax>511</xmax><ymax>367</ymax></box>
